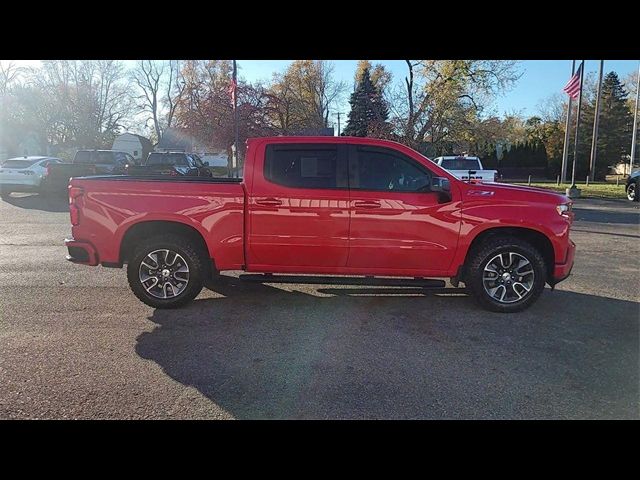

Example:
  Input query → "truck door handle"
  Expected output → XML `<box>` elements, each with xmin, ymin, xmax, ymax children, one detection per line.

<box><xmin>354</xmin><ymin>201</ymin><xmax>381</xmax><ymax>209</ymax></box>
<box><xmin>255</xmin><ymin>198</ymin><xmax>282</xmax><ymax>207</ymax></box>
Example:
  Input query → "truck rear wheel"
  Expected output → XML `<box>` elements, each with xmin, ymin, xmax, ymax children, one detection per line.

<box><xmin>465</xmin><ymin>236</ymin><xmax>547</xmax><ymax>313</ymax></box>
<box><xmin>127</xmin><ymin>234</ymin><xmax>204</xmax><ymax>308</ymax></box>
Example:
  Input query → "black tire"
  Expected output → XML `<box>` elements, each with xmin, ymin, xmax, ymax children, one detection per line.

<box><xmin>627</xmin><ymin>180</ymin><xmax>639</xmax><ymax>202</ymax></box>
<box><xmin>464</xmin><ymin>236</ymin><xmax>547</xmax><ymax>313</ymax></box>
<box><xmin>127</xmin><ymin>233</ymin><xmax>205</xmax><ymax>309</ymax></box>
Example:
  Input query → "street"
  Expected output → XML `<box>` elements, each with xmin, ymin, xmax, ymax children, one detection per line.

<box><xmin>0</xmin><ymin>193</ymin><xmax>638</xmax><ymax>419</ymax></box>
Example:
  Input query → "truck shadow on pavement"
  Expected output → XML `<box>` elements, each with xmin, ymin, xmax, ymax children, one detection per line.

<box><xmin>136</xmin><ymin>276</ymin><xmax>639</xmax><ymax>419</ymax></box>
<box><xmin>3</xmin><ymin>193</ymin><xmax>69</xmax><ymax>212</ymax></box>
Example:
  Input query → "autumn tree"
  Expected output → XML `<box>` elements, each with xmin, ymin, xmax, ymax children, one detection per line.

<box><xmin>389</xmin><ymin>60</ymin><xmax>521</xmax><ymax>154</ymax></box>
<box><xmin>268</xmin><ymin>60</ymin><xmax>346</xmax><ymax>132</ymax></box>
<box><xmin>173</xmin><ymin>60</ymin><xmax>277</xmax><ymax>171</ymax></box>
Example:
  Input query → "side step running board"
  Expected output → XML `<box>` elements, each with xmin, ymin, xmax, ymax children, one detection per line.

<box><xmin>238</xmin><ymin>274</ymin><xmax>446</xmax><ymax>288</ymax></box>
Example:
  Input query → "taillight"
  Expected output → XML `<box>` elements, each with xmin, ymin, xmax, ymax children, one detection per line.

<box><xmin>45</xmin><ymin>165</ymin><xmax>51</xmax><ymax>177</ymax></box>
<box><xmin>69</xmin><ymin>185</ymin><xmax>84</xmax><ymax>203</ymax></box>
<box><xmin>68</xmin><ymin>186</ymin><xmax>84</xmax><ymax>226</ymax></box>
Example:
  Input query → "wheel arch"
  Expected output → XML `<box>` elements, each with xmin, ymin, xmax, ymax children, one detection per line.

<box><xmin>119</xmin><ymin>220</ymin><xmax>212</xmax><ymax>268</ymax></box>
<box><xmin>462</xmin><ymin>226</ymin><xmax>555</xmax><ymax>281</ymax></box>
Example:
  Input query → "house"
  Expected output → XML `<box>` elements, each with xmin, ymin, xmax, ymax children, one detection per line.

<box><xmin>112</xmin><ymin>133</ymin><xmax>153</xmax><ymax>162</ymax></box>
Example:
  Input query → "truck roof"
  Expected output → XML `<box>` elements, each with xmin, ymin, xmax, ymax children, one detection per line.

<box><xmin>246</xmin><ymin>136</ymin><xmax>419</xmax><ymax>151</ymax></box>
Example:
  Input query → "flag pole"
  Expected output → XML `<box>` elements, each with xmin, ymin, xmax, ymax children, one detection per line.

<box><xmin>630</xmin><ymin>62</ymin><xmax>640</xmax><ymax>175</ymax></box>
<box><xmin>569</xmin><ymin>61</ymin><xmax>585</xmax><ymax>193</ymax></box>
<box><xmin>561</xmin><ymin>60</ymin><xmax>576</xmax><ymax>183</ymax></box>
<box><xmin>589</xmin><ymin>60</ymin><xmax>604</xmax><ymax>182</ymax></box>
<box><xmin>232</xmin><ymin>60</ymin><xmax>239</xmax><ymax>178</ymax></box>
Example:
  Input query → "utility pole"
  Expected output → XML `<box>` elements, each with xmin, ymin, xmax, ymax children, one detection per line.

<box><xmin>561</xmin><ymin>60</ymin><xmax>576</xmax><ymax>183</ymax></box>
<box><xmin>334</xmin><ymin>112</ymin><xmax>345</xmax><ymax>136</ymax></box>
<box><xmin>630</xmin><ymin>62</ymin><xmax>640</xmax><ymax>175</ymax></box>
<box><xmin>589</xmin><ymin>60</ymin><xmax>604</xmax><ymax>182</ymax></box>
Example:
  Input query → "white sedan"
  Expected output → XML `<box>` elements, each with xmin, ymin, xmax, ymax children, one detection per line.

<box><xmin>0</xmin><ymin>156</ymin><xmax>63</xmax><ymax>198</ymax></box>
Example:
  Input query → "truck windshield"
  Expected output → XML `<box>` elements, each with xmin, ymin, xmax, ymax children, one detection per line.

<box><xmin>440</xmin><ymin>158</ymin><xmax>481</xmax><ymax>170</ymax></box>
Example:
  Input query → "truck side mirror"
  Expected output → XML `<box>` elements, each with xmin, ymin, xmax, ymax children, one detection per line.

<box><xmin>430</xmin><ymin>177</ymin><xmax>451</xmax><ymax>194</ymax></box>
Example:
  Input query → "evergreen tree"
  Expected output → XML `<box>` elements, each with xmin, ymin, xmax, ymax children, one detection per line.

<box><xmin>598</xmin><ymin>72</ymin><xmax>634</xmax><ymax>176</ymax></box>
<box><xmin>343</xmin><ymin>67</ymin><xmax>390</xmax><ymax>137</ymax></box>
<box><xmin>574</xmin><ymin>72</ymin><xmax>633</xmax><ymax>180</ymax></box>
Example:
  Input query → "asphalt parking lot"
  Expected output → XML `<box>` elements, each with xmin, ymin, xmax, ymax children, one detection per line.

<box><xmin>0</xmin><ymin>193</ymin><xmax>638</xmax><ymax>419</ymax></box>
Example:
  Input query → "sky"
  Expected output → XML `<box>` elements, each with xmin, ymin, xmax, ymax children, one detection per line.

<box><xmin>4</xmin><ymin>59</ymin><xmax>639</xmax><ymax>124</ymax></box>
<box><xmin>238</xmin><ymin>59</ymin><xmax>639</xmax><ymax>116</ymax></box>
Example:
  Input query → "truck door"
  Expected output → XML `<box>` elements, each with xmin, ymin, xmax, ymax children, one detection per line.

<box><xmin>247</xmin><ymin>143</ymin><xmax>350</xmax><ymax>269</ymax></box>
<box><xmin>347</xmin><ymin>145</ymin><xmax>460</xmax><ymax>274</ymax></box>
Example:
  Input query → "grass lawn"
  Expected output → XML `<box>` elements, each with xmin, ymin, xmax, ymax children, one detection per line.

<box><xmin>510</xmin><ymin>182</ymin><xmax>628</xmax><ymax>200</ymax></box>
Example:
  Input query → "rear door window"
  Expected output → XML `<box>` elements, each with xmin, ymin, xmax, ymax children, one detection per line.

<box><xmin>264</xmin><ymin>144</ymin><xmax>346</xmax><ymax>189</ymax></box>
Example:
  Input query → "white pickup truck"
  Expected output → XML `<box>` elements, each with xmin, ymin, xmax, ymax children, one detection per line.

<box><xmin>432</xmin><ymin>156</ymin><xmax>498</xmax><ymax>182</ymax></box>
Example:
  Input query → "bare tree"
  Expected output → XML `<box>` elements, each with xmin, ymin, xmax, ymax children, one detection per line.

<box><xmin>165</xmin><ymin>60</ymin><xmax>186</xmax><ymax>132</ymax></box>
<box><xmin>0</xmin><ymin>62</ymin><xmax>22</xmax><ymax>96</ymax></box>
<box><xmin>131</xmin><ymin>60</ymin><xmax>165</xmax><ymax>141</ymax></box>
<box><xmin>130</xmin><ymin>60</ymin><xmax>187</xmax><ymax>143</ymax></box>
<box><xmin>26</xmin><ymin>60</ymin><xmax>134</xmax><ymax>149</ymax></box>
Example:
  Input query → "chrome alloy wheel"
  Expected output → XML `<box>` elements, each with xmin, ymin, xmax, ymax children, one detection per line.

<box><xmin>627</xmin><ymin>182</ymin><xmax>637</xmax><ymax>201</ymax></box>
<box><xmin>138</xmin><ymin>249</ymin><xmax>190</xmax><ymax>299</ymax></box>
<box><xmin>482</xmin><ymin>252</ymin><xmax>535</xmax><ymax>304</ymax></box>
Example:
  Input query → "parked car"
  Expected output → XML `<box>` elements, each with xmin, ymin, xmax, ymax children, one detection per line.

<box><xmin>65</xmin><ymin>136</ymin><xmax>575</xmax><ymax>313</ymax></box>
<box><xmin>625</xmin><ymin>170</ymin><xmax>639</xmax><ymax>202</ymax></box>
<box><xmin>0</xmin><ymin>156</ymin><xmax>63</xmax><ymax>198</ymax></box>
<box><xmin>432</xmin><ymin>156</ymin><xmax>498</xmax><ymax>182</ymax></box>
<box><xmin>41</xmin><ymin>150</ymin><xmax>137</xmax><ymax>196</ymax></box>
<box><xmin>126</xmin><ymin>152</ymin><xmax>213</xmax><ymax>177</ymax></box>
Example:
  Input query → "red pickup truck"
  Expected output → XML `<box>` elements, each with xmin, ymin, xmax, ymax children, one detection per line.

<box><xmin>65</xmin><ymin>136</ymin><xmax>575</xmax><ymax>313</ymax></box>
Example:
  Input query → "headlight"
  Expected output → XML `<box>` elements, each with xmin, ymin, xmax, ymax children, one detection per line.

<box><xmin>556</xmin><ymin>203</ymin><xmax>572</xmax><ymax>216</ymax></box>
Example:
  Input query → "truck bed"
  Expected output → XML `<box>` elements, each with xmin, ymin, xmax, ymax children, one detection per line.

<box><xmin>68</xmin><ymin>176</ymin><xmax>246</xmax><ymax>270</ymax></box>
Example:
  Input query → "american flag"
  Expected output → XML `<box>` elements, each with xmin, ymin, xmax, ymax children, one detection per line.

<box><xmin>563</xmin><ymin>62</ymin><xmax>583</xmax><ymax>99</ymax></box>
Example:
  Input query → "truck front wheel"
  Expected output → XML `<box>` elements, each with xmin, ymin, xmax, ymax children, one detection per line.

<box><xmin>127</xmin><ymin>234</ymin><xmax>204</xmax><ymax>308</ymax></box>
<box><xmin>465</xmin><ymin>236</ymin><xmax>547</xmax><ymax>313</ymax></box>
